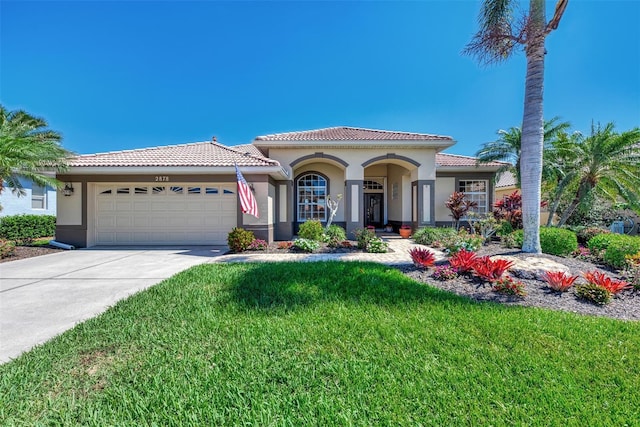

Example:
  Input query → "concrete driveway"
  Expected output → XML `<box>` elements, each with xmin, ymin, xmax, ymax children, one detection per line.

<box><xmin>0</xmin><ymin>246</ymin><xmax>226</xmax><ymax>364</ymax></box>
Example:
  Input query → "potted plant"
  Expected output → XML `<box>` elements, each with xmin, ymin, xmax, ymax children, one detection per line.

<box><xmin>399</xmin><ymin>225</ymin><xmax>412</xmax><ymax>238</ymax></box>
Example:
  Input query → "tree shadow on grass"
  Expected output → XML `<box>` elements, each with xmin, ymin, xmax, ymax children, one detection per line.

<box><xmin>230</xmin><ymin>261</ymin><xmax>481</xmax><ymax>312</ymax></box>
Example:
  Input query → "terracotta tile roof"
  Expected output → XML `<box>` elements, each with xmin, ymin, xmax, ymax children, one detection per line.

<box><xmin>69</xmin><ymin>141</ymin><xmax>280</xmax><ymax>168</ymax></box>
<box><xmin>232</xmin><ymin>144</ymin><xmax>266</xmax><ymax>158</ymax></box>
<box><xmin>436</xmin><ymin>153</ymin><xmax>505</xmax><ymax>167</ymax></box>
<box><xmin>495</xmin><ymin>171</ymin><xmax>517</xmax><ymax>188</ymax></box>
<box><xmin>255</xmin><ymin>126</ymin><xmax>453</xmax><ymax>142</ymax></box>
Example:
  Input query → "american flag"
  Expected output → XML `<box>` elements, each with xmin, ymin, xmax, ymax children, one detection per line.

<box><xmin>235</xmin><ymin>164</ymin><xmax>259</xmax><ymax>218</ymax></box>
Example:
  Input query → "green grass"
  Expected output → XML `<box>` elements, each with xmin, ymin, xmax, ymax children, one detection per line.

<box><xmin>1</xmin><ymin>262</ymin><xmax>639</xmax><ymax>425</ymax></box>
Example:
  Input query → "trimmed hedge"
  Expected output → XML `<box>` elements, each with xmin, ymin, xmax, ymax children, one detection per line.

<box><xmin>504</xmin><ymin>227</ymin><xmax>577</xmax><ymax>256</ymax></box>
<box><xmin>0</xmin><ymin>214</ymin><xmax>56</xmax><ymax>243</ymax></box>
<box><xmin>412</xmin><ymin>227</ymin><xmax>457</xmax><ymax>246</ymax></box>
<box><xmin>539</xmin><ymin>227</ymin><xmax>578</xmax><ymax>256</ymax></box>
<box><xmin>588</xmin><ymin>233</ymin><xmax>640</xmax><ymax>268</ymax></box>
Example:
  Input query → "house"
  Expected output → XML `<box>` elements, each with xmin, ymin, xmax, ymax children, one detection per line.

<box><xmin>0</xmin><ymin>175</ymin><xmax>57</xmax><ymax>217</ymax></box>
<box><xmin>55</xmin><ymin>127</ymin><xmax>503</xmax><ymax>248</ymax></box>
<box><xmin>494</xmin><ymin>171</ymin><xmax>552</xmax><ymax>225</ymax></box>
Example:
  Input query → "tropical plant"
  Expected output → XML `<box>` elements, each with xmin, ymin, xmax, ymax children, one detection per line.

<box><xmin>409</xmin><ymin>247</ymin><xmax>436</xmax><ymax>269</ymax></box>
<box><xmin>0</xmin><ymin>105</ymin><xmax>71</xmax><ymax>208</ymax></box>
<box><xmin>543</xmin><ymin>271</ymin><xmax>578</xmax><ymax>292</ymax></box>
<box><xmin>476</xmin><ymin>117</ymin><xmax>570</xmax><ymax>187</ymax></box>
<box><xmin>493</xmin><ymin>190</ymin><xmax>523</xmax><ymax>229</ymax></box>
<box><xmin>472</xmin><ymin>257</ymin><xmax>514</xmax><ymax>283</ymax></box>
<box><xmin>583</xmin><ymin>271</ymin><xmax>631</xmax><ymax>294</ymax></box>
<box><xmin>575</xmin><ymin>283</ymin><xmax>612</xmax><ymax>305</ymax></box>
<box><xmin>448</xmin><ymin>249</ymin><xmax>478</xmax><ymax>274</ymax></box>
<box><xmin>465</xmin><ymin>0</ymin><xmax>569</xmax><ymax>253</ymax></box>
<box><xmin>492</xmin><ymin>276</ymin><xmax>526</xmax><ymax>297</ymax></box>
<box><xmin>553</xmin><ymin>123</ymin><xmax>640</xmax><ymax>226</ymax></box>
<box><xmin>432</xmin><ymin>265</ymin><xmax>458</xmax><ymax>281</ymax></box>
<box><xmin>445</xmin><ymin>191</ymin><xmax>477</xmax><ymax>231</ymax></box>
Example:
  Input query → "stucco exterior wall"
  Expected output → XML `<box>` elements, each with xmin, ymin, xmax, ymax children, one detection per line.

<box><xmin>435</xmin><ymin>177</ymin><xmax>455</xmax><ymax>223</ymax></box>
<box><xmin>386</xmin><ymin>164</ymin><xmax>409</xmax><ymax>223</ymax></box>
<box><xmin>0</xmin><ymin>178</ymin><xmax>57</xmax><ymax>217</ymax></box>
<box><xmin>293</xmin><ymin>162</ymin><xmax>346</xmax><ymax>222</ymax></box>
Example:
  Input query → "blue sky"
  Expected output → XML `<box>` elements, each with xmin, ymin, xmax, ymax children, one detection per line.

<box><xmin>2</xmin><ymin>1</ymin><xmax>638</xmax><ymax>156</ymax></box>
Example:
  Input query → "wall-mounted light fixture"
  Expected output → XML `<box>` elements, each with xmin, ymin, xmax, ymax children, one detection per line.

<box><xmin>62</xmin><ymin>183</ymin><xmax>74</xmax><ymax>197</ymax></box>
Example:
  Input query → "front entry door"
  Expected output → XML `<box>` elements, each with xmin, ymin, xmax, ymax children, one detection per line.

<box><xmin>364</xmin><ymin>193</ymin><xmax>383</xmax><ymax>228</ymax></box>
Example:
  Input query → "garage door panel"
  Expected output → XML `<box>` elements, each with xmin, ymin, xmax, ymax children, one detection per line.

<box><xmin>95</xmin><ymin>183</ymin><xmax>238</xmax><ymax>245</ymax></box>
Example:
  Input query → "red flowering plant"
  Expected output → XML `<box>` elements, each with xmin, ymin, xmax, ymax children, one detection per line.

<box><xmin>492</xmin><ymin>276</ymin><xmax>526</xmax><ymax>297</ymax></box>
<box><xmin>472</xmin><ymin>257</ymin><xmax>514</xmax><ymax>283</ymax></box>
<box><xmin>409</xmin><ymin>247</ymin><xmax>436</xmax><ymax>269</ymax></box>
<box><xmin>448</xmin><ymin>249</ymin><xmax>478</xmax><ymax>274</ymax></box>
<box><xmin>583</xmin><ymin>271</ymin><xmax>631</xmax><ymax>294</ymax></box>
<box><xmin>543</xmin><ymin>271</ymin><xmax>579</xmax><ymax>292</ymax></box>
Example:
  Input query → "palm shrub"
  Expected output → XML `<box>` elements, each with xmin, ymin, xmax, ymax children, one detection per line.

<box><xmin>539</xmin><ymin>227</ymin><xmax>577</xmax><ymax>256</ymax></box>
<box><xmin>298</xmin><ymin>220</ymin><xmax>324</xmax><ymax>241</ymax></box>
<box><xmin>227</xmin><ymin>227</ymin><xmax>256</xmax><ymax>253</ymax></box>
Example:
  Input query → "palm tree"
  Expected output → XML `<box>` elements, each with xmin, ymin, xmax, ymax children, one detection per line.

<box><xmin>465</xmin><ymin>0</ymin><xmax>569</xmax><ymax>253</ymax></box>
<box><xmin>476</xmin><ymin>117</ymin><xmax>570</xmax><ymax>187</ymax></box>
<box><xmin>0</xmin><ymin>105</ymin><xmax>71</xmax><ymax>203</ymax></box>
<box><xmin>555</xmin><ymin>123</ymin><xmax>640</xmax><ymax>226</ymax></box>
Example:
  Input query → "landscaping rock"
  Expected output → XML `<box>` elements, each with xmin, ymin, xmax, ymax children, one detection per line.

<box><xmin>492</xmin><ymin>255</ymin><xmax>571</xmax><ymax>280</ymax></box>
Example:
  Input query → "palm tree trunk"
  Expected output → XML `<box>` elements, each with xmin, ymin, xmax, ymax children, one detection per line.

<box><xmin>520</xmin><ymin>0</ymin><xmax>546</xmax><ymax>253</ymax></box>
<box><xmin>557</xmin><ymin>181</ymin><xmax>592</xmax><ymax>226</ymax></box>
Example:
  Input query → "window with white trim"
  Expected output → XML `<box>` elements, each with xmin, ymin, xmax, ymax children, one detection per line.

<box><xmin>297</xmin><ymin>173</ymin><xmax>327</xmax><ymax>221</ymax></box>
<box><xmin>458</xmin><ymin>180</ymin><xmax>488</xmax><ymax>213</ymax></box>
<box><xmin>31</xmin><ymin>184</ymin><xmax>46</xmax><ymax>209</ymax></box>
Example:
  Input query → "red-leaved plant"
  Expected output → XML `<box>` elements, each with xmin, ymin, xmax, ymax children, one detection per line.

<box><xmin>583</xmin><ymin>271</ymin><xmax>631</xmax><ymax>294</ymax></box>
<box><xmin>543</xmin><ymin>271</ymin><xmax>579</xmax><ymax>292</ymax></box>
<box><xmin>409</xmin><ymin>247</ymin><xmax>436</xmax><ymax>269</ymax></box>
<box><xmin>449</xmin><ymin>249</ymin><xmax>478</xmax><ymax>274</ymax></box>
<box><xmin>472</xmin><ymin>257</ymin><xmax>514</xmax><ymax>283</ymax></box>
<box><xmin>492</xmin><ymin>275</ymin><xmax>526</xmax><ymax>297</ymax></box>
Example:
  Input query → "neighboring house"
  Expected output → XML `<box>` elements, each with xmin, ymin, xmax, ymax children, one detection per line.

<box><xmin>0</xmin><ymin>176</ymin><xmax>57</xmax><ymax>217</ymax></box>
<box><xmin>55</xmin><ymin>127</ymin><xmax>503</xmax><ymax>248</ymax></box>
<box><xmin>494</xmin><ymin>171</ymin><xmax>551</xmax><ymax>225</ymax></box>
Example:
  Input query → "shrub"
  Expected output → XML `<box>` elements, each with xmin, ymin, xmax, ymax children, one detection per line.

<box><xmin>324</xmin><ymin>225</ymin><xmax>347</xmax><ymax>248</ymax></box>
<box><xmin>493</xmin><ymin>191</ymin><xmax>523</xmax><ymax>229</ymax></box>
<box><xmin>367</xmin><ymin>237</ymin><xmax>388</xmax><ymax>253</ymax></box>
<box><xmin>0</xmin><ymin>214</ymin><xmax>56</xmax><ymax>244</ymax></box>
<box><xmin>492</xmin><ymin>276</ymin><xmax>526</xmax><ymax>297</ymax></box>
<box><xmin>588</xmin><ymin>234</ymin><xmax>640</xmax><ymax>268</ymax></box>
<box><xmin>575</xmin><ymin>283</ymin><xmax>612</xmax><ymax>305</ymax></box>
<box><xmin>412</xmin><ymin>227</ymin><xmax>457</xmax><ymax>246</ymax></box>
<box><xmin>293</xmin><ymin>238</ymin><xmax>320</xmax><ymax>253</ymax></box>
<box><xmin>496</xmin><ymin>220</ymin><xmax>514</xmax><ymax>237</ymax></box>
<box><xmin>539</xmin><ymin>227</ymin><xmax>578</xmax><ymax>256</ymax></box>
<box><xmin>622</xmin><ymin>253</ymin><xmax>640</xmax><ymax>290</ymax></box>
<box><xmin>500</xmin><ymin>229</ymin><xmax>521</xmax><ymax>249</ymax></box>
<box><xmin>353</xmin><ymin>228</ymin><xmax>376</xmax><ymax>250</ymax></box>
<box><xmin>298</xmin><ymin>220</ymin><xmax>324</xmax><ymax>241</ymax></box>
<box><xmin>583</xmin><ymin>271</ymin><xmax>631</xmax><ymax>294</ymax></box>
<box><xmin>432</xmin><ymin>265</ymin><xmax>458</xmax><ymax>281</ymax></box>
<box><xmin>409</xmin><ymin>247</ymin><xmax>436</xmax><ymax>269</ymax></box>
<box><xmin>448</xmin><ymin>249</ymin><xmax>478</xmax><ymax>274</ymax></box>
<box><xmin>543</xmin><ymin>271</ymin><xmax>578</xmax><ymax>292</ymax></box>
<box><xmin>248</xmin><ymin>239</ymin><xmax>268</xmax><ymax>251</ymax></box>
<box><xmin>441</xmin><ymin>229</ymin><xmax>484</xmax><ymax>254</ymax></box>
<box><xmin>0</xmin><ymin>239</ymin><xmax>16</xmax><ymax>258</ymax></box>
<box><xmin>227</xmin><ymin>227</ymin><xmax>255</xmax><ymax>253</ymax></box>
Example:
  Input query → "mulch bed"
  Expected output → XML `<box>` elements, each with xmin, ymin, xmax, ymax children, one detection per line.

<box><xmin>0</xmin><ymin>245</ymin><xmax>64</xmax><ymax>264</ymax></box>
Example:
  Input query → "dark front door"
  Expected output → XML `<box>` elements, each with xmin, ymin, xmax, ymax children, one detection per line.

<box><xmin>364</xmin><ymin>193</ymin><xmax>383</xmax><ymax>228</ymax></box>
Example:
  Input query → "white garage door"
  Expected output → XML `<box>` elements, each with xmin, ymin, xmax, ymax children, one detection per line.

<box><xmin>95</xmin><ymin>184</ymin><xmax>237</xmax><ymax>245</ymax></box>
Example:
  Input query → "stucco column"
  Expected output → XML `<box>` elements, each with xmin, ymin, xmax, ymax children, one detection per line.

<box><xmin>414</xmin><ymin>180</ymin><xmax>436</xmax><ymax>228</ymax></box>
<box><xmin>274</xmin><ymin>180</ymin><xmax>294</xmax><ymax>241</ymax></box>
<box><xmin>344</xmin><ymin>164</ymin><xmax>364</xmax><ymax>237</ymax></box>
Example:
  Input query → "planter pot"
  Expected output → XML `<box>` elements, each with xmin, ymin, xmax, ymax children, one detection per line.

<box><xmin>399</xmin><ymin>228</ymin><xmax>411</xmax><ymax>238</ymax></box>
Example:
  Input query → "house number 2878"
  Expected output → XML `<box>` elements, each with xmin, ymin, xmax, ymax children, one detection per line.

<box><xmin>155</xmin><ymin>176</ymin><xmax>170</xmax><ymax>182</ymax></box>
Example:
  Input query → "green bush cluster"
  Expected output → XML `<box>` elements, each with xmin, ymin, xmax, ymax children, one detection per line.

<box><xmin>571</xmin><ymin>226</ymin><xmax>611</xmax><ymax>245</ymax></box>
<box><xmin>588</xmin><ymin>234</ymin><xmax>640</xmax><ymax>268</ymax></box>
<box><xmin>366</xmin><ymin>237</ymin><xmax>388</xmax><ymax>253</ymax></box>
<box><xmin>575</xmin><ymin>283</ymin><xmax>612</xmax><ymax>305</ymax></box>
<box><xmin>539</xmin><ymin>227</ymin><xmax>578</xmax><ymax>256</ymax></box>
<box><xmin>227</xmin><ymin>227</ymin><xmax>256</xmax><ymax>252</ymax></box>
<box><xmin>324</xmin><ymin>225</ymin><xmax>346</xmax><ymax>248</ymax></box>
<box><xmin>353</xmin><ymin>228</ymin><xmax>376</xmax><ymax>249</ymax></box>
<box><xmin>298</xmin><ymin>220</ymin><xmax>324</xmax><ymax>241</ymax></box>
<box><xmin>412</xmin><ymin>227</ymin><xmax>457</xmax><ymax>246</ymax></box>
<box><xmin>293</xmin><ymin>238</ymin><xmax>320</xmax><ymax>253</ymax></box>
<box><xmin>441</xmin><ymin>230</ymin><xmax>484</xmax><ymax>254</ymax></box>
<box><xmin>0</xmin><ymin>214</ymin><xmax>56</xmax><ymax>244</ymax></box>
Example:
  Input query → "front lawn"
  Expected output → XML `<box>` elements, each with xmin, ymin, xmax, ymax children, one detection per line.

<box><xmin>1</xmin><ymin>262</ymin><xmax>639</xmax><ymax>425</ymax></box>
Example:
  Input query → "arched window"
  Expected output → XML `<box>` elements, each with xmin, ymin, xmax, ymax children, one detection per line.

<box><xmin>297</xmin><ymin>173</ymin><xmax>327</xmax><ymax>222</ymax></box>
